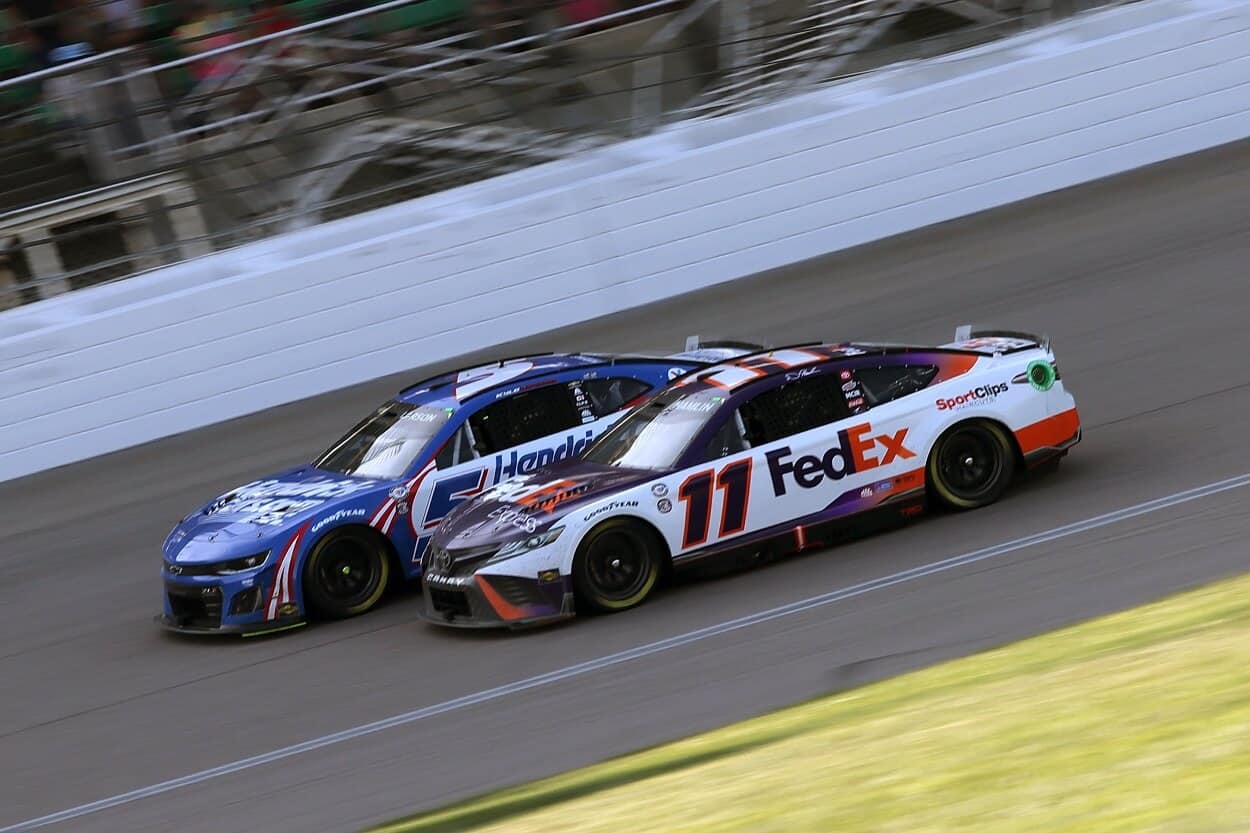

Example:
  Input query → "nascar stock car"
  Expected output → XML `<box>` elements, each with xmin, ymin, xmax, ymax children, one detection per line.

<box><xmin>419</xmin><ymin>328</ymin><xmax>1081</xmax><ymax>628</ymax></box>
<box><xmin>158</xmin><ymin>339</ymin><xmax>762</xmax><ymax>635</ymax></box>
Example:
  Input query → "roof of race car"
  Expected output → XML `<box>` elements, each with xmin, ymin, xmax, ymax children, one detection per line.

<box><xmin>392</xmin><ymin>351</ymin><xmax>719</xmax><ymax>410</ymax></box>
<box><xmin>391</xmin><ymin>333</ymin><xmax>1041</xmax><ymax>410</ymax></box>
<box><xmin>671</xmin><ymin>336</ymin><xmax>1041</xmax><ymax>395</ymax></box>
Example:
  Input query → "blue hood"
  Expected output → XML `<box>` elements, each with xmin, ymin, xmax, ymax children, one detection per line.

<box><xmin>164</xmin><ymin>466</ymin><xmax>388</xmax><ymax>564</ymax></box>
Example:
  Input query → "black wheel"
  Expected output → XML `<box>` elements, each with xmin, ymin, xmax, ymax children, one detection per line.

<box><xmin>927</xmin><ymin>421</ymin><xmax>1017</xmax><ymax>510</ymax></box>
<box><xmin>572</xmin><ymin>520</ymin><xmax>663</xmax><ymax>614</ymax></box>
<box><xmin>302</xmin><ymin>528</ymin><xmax>391</xmax><ymax>619</ymax></box>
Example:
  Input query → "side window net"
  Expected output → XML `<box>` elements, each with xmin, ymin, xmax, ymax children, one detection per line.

<box><xmin>435</xmin><ymin>424</ymin><xmax>477</xmax><ymax>470</ymax></box>
<box><xmin>468</xmin><ymin>384</ymin><xmax>580</xmax><ymax>455</ymax></box>
<box><xmin>579</xmin><ymin>377</ymin><xmax>653</xmax><ymax>418</ymax></box>
<box><xmin>855</xmin><ymin>364</ymin><xmax>939</xmax><ymax>407</ymax></box>
<box><xmin>739</xmin><ymin>373</ymin><xmax>847</xmax><ymax>445</ymax></box>
<box><xmin>704</xmin><ymin>411</ymin><xmax>751</xmax><ymax>460</ymax></box>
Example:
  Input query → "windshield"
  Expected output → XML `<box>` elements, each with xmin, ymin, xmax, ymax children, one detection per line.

<box><xmin>313</xmin><ymin>401</ymin><xmax>452</xmax><ymax>479</ymax></box>
<box><xmin>582</xmin><ymin>388</ymin><xmax>724</xmax><ymax>470</ymax></box>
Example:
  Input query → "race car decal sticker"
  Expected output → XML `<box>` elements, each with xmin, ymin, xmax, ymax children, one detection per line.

<box><xmin>683</xmin><ymin>349</ymin><xmax>826</xmax><ymax>392</ymax></box>
<box><xmin>494</xmin><ymin>429</ymin><xmax>595</xmax><ymax>480</ymax></box>
<box><xmin>514</xmin><ymin>479</ymin><xmax>590</xmax><ymax>513</ymax></box>
<box><xmin>265</xmin><ymin>521</ymin><xmax>311</xmax><ymax>620</ymax></box>
<box><xmin>767</xmin><ymin>423</ymin><xmax>914</xmax><ymax>496</ymax></box>
<box><xmin>453</xmin><ymin>361</ymin><xmax>535</xmax><ymax>401</ymax></box>
<box><xmin>1025</xmin><ymin>360</ymin><xmax>1057</xmax><ymax>391</ymax></box>
<box><xmin>484</xmin><ymin>477</ymin><xmax>589</xmax><ymax>513</ymax></box>
<box><xmin>366</xmin><ymin>460</ymin><xmax>437</xmax><ymax>538</ymax></box>
<box><xmin>678</xmin><ymin>459</ymin><xmax>752</xmax><ymax>549</ymax></box>
<box><xmin>935</xmin><ymin>381</ymin><xmax>1009</xmax><ymax>411</ymax></box>
<box><xmin>311</xmin><ymin>508</ymin><xmax>368</xmax><ymax>535</ymax></box>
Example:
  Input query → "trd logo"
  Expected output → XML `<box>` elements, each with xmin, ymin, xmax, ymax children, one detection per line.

<box><xmin>766</xmin><ymin>423</ymin><xmax>914</xmax><ymax>496</ymax></box>
<box><xmin>936</xmin><ymin>382</ymin><xmax>1009</xmax><ymax>411</ymax></box>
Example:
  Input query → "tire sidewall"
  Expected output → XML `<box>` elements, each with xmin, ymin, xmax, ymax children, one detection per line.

<box><xmin>572</xmin><ymin>519</ymin><xmax>662</xmax><ymax>614</ymax></box>
<box><xmin>927</xmin><ymin>420</ymin><xmax>1016</xmax><ymax>510</ymax></box>
<box><xmin>301</xmin><ymin>528</ymin><xmax>391</xmax><ymax>620</ymax></box>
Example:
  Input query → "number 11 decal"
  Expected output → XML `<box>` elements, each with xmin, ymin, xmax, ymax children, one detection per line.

<box><xmin>678</xmin><ymin>459</ymin><xmax>753</xmax><ymax>549</ymax></box>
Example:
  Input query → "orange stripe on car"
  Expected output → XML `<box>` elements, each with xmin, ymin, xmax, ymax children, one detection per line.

<box><xmin>476</xmin><ymin>575</ymin><xmax>530</xmax><ymax>622</ymax></box>
<box><xmin>1014</xmin><ymin>408</ymin><xmax>1081</xmax><ymax>455</ymax></box>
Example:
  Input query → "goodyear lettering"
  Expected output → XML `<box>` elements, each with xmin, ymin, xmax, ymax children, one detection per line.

<box><xmin>494</xmin><ymin>430</ymin><xmax>595</xmax><ymax>481</ymax></box>
<box><xmin>583</xmin><ymin>500</ymin><xmax>640</xmax><ymax>522</ymax></box>
<box><xmin>311</xmin><ymin>508</ymin><xmax>368</xmax><ymax>534</ymax></box>
<box><xmin>766</xmin><ymin>423</ymin><xmax>915</xmax><ymax>496</ymax></box>
<box><xmin>936</xmin><ymin>382</ymin><xmax>1009</xmax><ymax>411</ymax></box>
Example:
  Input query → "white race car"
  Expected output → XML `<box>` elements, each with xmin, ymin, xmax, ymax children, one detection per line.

<box><xmin>419</xmin><ymin>329</ymin><xmax>1081</xmax><ymax>628</ymax></box>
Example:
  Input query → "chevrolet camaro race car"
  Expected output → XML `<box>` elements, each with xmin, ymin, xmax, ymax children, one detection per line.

<box><xmin>159</xmin><ymin>340</ymin><xmax>761</xmax><ymax>635</ymax></box>
<box><xmin>420</xmin><ymin>328</ymin><xmax>1081</xmax><ymax>628</ymax></box>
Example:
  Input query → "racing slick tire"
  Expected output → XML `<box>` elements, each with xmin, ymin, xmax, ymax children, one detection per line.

<box><xmin>572</xmin><ymin>519</ymin><xmax>663</xmax><ymax>614</ymax></box>
<box><xmin>302</xmin><ymin>527</ymin><xmax>392</xmax><ymax>620</ymax></box>
<box><xmin>927</xmin><ymin>420</ymin><xmax>1017</xmax><ymax>510</ymax></box>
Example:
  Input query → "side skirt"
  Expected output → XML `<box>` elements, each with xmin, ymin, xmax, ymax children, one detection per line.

<box><xmin>671</xmin><ymin>490</ymin><xmax>928</xmax><ymax>579</ymax></box>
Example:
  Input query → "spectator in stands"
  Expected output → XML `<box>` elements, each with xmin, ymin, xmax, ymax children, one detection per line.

<box><xmin>561</xmin><ymin>0</ymin><xmax>615</xmax><ymax>28</ymax></box>
<box><xmin>7</xmin><ymin>0</ymin><xmax>57</xmax><ymax>66</ymax></box>
<box><xmin>1</xmin><ymin>4</ymin><xmax>65</xmax><ymax>119</ymax></box>
<box><xmin>250</xmin><ymin>0</ymin><xmax>298</xmax><ymax>38</ymax></box>
<box><xmin>97</xmin><ymin>0</ymin><xmax>146</xmax><ymax>47</ymax></box>
<box><xmin>175</xmin><ymin>0</ymin><xmax>243</xmax><ymax>84</ymax></box>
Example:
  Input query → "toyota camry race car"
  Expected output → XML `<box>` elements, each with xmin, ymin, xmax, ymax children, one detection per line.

<box><xmin>159</xmin><ymin>339</ymin><xmax>761</xmax><ymax>636</ymax></box>
<box><xmin>420</xmin><ymin>328</ymin><xmax>1081</xmax><ymax>628</ymax></box>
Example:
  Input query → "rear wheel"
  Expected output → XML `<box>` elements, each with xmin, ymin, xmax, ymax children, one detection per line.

<box><xmin>572</xmin><ymin>520</ymin><xmax>663</xmax><ymax>614</ymax></box>
<box><xmin>302</xmin><ymin>528</ymin><xmax>391</xmax><ymax>619</ymax></box>
<box><xmin>928</xmin><ymin>421</ymin><xmax>1017</xmax><ymax>510</ymax></box>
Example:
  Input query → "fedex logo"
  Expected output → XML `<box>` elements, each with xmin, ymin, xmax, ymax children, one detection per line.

<box><xmin>766</xmin><ymin>423</ymin><xmax>915</xmax><ymax>496</ymax></box>
<box><xmin>936</xmin><ymin>382</ymin><xmax>1009</xmax><ymax>411</ymax></box>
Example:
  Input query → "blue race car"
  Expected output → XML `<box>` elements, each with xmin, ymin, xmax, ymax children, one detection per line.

<box><xmin>158</xmin><ymin>340</ymin><xmax>759</xmax><ymax>636</ymax></box>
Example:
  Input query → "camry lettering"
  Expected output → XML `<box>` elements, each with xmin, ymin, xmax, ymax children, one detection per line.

<box><xmin>766</xmin><ymin>423</ymin><xmax>915</xmax><ymax>496</ymax></box>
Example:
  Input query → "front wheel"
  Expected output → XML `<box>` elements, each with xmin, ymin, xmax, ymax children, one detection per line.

<box><xmin>572</xmin><ymin>520</ymin><xmax>663</xmax><ymax>614</ymax></box>
<box><xmin>927</xmin><ymin>421</ymin><xmax>1017</xmax><ymax>510</ymax></box>
<box><xmin>302</xmin><ymin>528</ymin><xmax>392</xmax><ymax>619</ymax></box>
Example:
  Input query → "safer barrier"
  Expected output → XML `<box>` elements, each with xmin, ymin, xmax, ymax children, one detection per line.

<box><xmin>1</xmin><ymin>0</ymin><xmax>1248</xmax><ymax>483</ymax></box>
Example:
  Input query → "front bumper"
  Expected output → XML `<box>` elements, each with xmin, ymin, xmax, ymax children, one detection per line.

<box><xmin>418</xmin><ymin>572</ymin><xmax>574</xmax><ymax>630</ymax></box>
<box><xmin>160</xmin><ymin>575</ymin><xmax>304</xmax><ymax>637</ymax></box>
<box><xmin>155</xmin><ymin>613</ymin><xmax>306</xmax><ymax>637</ymax></box>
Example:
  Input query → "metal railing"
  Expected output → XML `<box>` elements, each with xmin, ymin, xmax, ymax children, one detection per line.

<box><xmin>0</xmin><ymin>0</ymin><xmax>1129</xmax><ymax>309</ymax></box>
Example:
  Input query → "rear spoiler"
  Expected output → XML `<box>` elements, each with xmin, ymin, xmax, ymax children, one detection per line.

<box><xmin>945</xmin><ymin>325</ymin><xmax>1051</xmax><ymax>355</ymax></box>
<box><xmin>667</xmin><ymin>335</ymin><xmax>769</xmax><ymax>364</ymax></box>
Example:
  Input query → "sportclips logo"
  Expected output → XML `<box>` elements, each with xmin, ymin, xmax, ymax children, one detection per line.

<box><xmin>766</xmin><ymin>423</ymin><xmax>914</xmax><ymax>496</ymax></box>
<box><xmin>936</xmin><ymin>382</ymin><xmax>1009</xmax><ymax>411</ymax></box>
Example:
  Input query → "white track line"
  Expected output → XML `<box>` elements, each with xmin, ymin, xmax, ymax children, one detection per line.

<box><xmin>7</xmin><ymin>470</ymin><xmax>1250</xmax><ymax>833</ymax></box>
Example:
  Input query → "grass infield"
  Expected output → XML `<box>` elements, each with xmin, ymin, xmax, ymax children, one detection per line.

<box><xmin>369</xmin><ymin>571</ymin><xmax>1250</xmax><ymax>833</ymax></box>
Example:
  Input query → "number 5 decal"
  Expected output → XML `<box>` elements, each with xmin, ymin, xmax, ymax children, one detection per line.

<box><xmin>411</xmin><ymin>468</ymin><xmax>488</xmax><ymax>564</ymax></box>
<box><xmin>677</xmin><ymin>459</ymin><xmax>752</xmax><ymax>550</ymax></box>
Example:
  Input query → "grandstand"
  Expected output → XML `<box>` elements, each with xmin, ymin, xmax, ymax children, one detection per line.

<box><xmin>0</xmin><ymin>0</ymin><xmax>1116</xmax><ymax>308</ymax></box>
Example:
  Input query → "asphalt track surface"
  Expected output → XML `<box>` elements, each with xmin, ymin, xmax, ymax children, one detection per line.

<box><xmin>4</xmin><ymin>139</ymin><xmax>1250</xmax><ymax>833</ymax></box>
